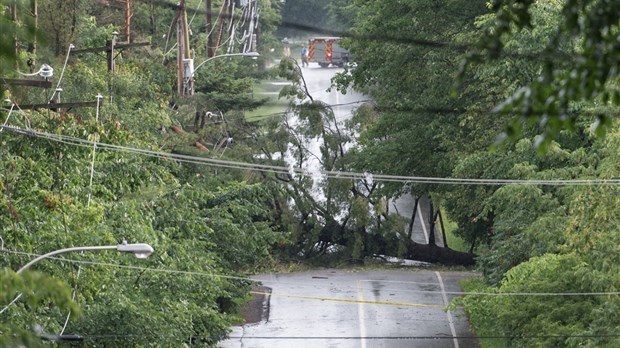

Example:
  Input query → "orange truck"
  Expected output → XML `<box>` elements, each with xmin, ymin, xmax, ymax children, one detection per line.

<box><xmin>307</xmin><ymin>37</ymin><xmax>351</xmax><ymax>68</ymax></box>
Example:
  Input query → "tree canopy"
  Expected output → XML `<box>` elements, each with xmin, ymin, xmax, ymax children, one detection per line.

<box><xmin>329</xmin><ymin>0</ymin><xmax>620</xmax><ymax>345</ymax></box>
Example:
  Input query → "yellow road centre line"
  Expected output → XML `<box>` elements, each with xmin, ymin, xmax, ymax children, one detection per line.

<box><xmin>249</xmin><ymin>291</ymin><xmax>445</xmax><ymax>309</ymax></box>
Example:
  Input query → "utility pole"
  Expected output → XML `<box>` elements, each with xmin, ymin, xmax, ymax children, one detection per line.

<box><xmin>72</xmin><ymin>34</ymin><xmax>148</xmax><ymax>102</ymax></box>
<box><xmin>10</xmin><ymin>0</ymin><xmax>18</xmax><ymax>63</ymax></box>
<box><xmin>177</xmin><ymin>0</ymin><xmax>193</xmax><ymax>96</ymax></box>
<box><xmin>123</xmin><ymin>0</ymin><xmax>132</xmax><ymax>43</ymax></box>
<box><xmin>108</xmin><ymin>32</ymin><xmax>118</xmax><ymax>72</ymax></box>
<box><xmin>71</xmin><ymin>34</ymin><xmax>149</xmax><ymax>73</ymax></box>
<box><xmin>27</xmin><ymin>0</ymin><xmax>38</xmax><ymax>72</ymax></box>
<box><xmin>205</xmin><ymin>0</ymin><xmax>215</xmax><ymax>57</ymax></box>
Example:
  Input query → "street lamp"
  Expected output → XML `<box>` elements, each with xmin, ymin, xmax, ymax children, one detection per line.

<box><xmin>183</xmin><ymin>52</ymin><xmax>260</xmax><ymax>96</ymax></box>
<box><xmin>16</xmin><ymin>242</ymin><xmax>154</xmax><ymax>274</ymax></box>
<box><xmin>0</xmin><ymin>242</ymin><xmax>154</xmax><ymax>315</ymax></box>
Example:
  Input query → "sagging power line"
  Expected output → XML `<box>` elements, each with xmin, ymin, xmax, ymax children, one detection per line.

<box><xmin>2</xmin><ymin>124</ymin><xmax>619</xmax><ymax>187</ymax></box>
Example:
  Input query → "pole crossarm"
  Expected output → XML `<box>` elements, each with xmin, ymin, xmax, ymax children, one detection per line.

<box><xmin>16</xmin><ymin>101</ymin><xmax>99</xmax><ymax>111</ymax></box>
<box><xmin>71</xmin><ymin>42</ymin><xmax>149</xmax><ymax>54</ymax></box>
<box><xmin>1</xmin><ymin>78</ymin><xmax>52</xmax><ymax>88</ymax></box>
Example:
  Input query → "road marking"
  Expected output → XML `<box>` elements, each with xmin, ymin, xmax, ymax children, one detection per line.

<box><xmin>435</xmin><ymin>271</ymin><xmax>459</xmax><ymax>348</ymax></box>
<box><xmin>358</xmin><ymin>279</ymin><xmax>440</xmax><ymax>286</ymax></box>
<box><xmin>356</xmin><ymin>279</ymin><xmax>368</xmax><ymax>348</ymax></box>
<box><xmin>248</xmin><ymin>291</ymin><xmax>445</xmax><ymax>309</ymax></box>
<box><xmin>417</xmin><ymin>199</ymin><xmax>430</xmax><ymax>244</ymax></box>
<box><xmin>335</xmin><ymin>85</ymin><xmax>341</xmax><ymax>120</ymax></box>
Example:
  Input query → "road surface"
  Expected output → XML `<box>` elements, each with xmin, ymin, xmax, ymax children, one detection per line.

<box><xmin>220</xmin><ymin>269</ymin><xmax>477</xmax><ymax>348</ymax></box>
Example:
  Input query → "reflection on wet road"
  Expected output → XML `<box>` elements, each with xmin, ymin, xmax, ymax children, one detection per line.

<box><xmin>220</xmin><ymin>269</ymin><xmax>478</xmax><ymax>348</ymax></box>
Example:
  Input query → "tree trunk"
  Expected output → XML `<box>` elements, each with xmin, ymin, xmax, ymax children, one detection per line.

<box><xmin>317</xmin><ymin>222</ymin><xmax>476</xmax><ymax>266</ymax></box>
<box><xmin>438</xmin><ymin>208</ymin><xmax>448</xmax><ymax>249</ymax></box>
<box><xmin>428</xmin><ymin>198</ymin><xmax>436</xmax><ymax>246</ymax></box>
<box><xmin>402</xmin><ymin>240</ymin><xmax>475</xmax><ymax>265</ymax></box>
<box><xmin>406</xmin><ymin>196</ymin><xmax>420</xmax><ymax>239</ymax></box>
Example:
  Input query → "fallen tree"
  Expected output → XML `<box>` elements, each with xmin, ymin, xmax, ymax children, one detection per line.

<box><xmin>250</xmin><ymin>59</ymin><xmax>476</xmax><ymax>266</ymax></box>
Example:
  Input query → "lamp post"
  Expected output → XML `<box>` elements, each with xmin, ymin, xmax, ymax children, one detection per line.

<box><xmin>182</xmin><ymin>52</ymin><xmax>260</xmax><ymax>96</ymax></box>
<box><xmin>16</xmin><ymin>242</ymin><xmax>154</xmax><ymax>274</ymax></box>
<box><xmin>1</xmin><ymin>242</ymin><xmax>154</xmax><ymax>315</ymax></box>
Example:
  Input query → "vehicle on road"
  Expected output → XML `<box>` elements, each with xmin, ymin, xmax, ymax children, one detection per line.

<box><xmin>307</xmin><ymin>37</ymin><xmax>350</xmax><ymax>68</ymax></box>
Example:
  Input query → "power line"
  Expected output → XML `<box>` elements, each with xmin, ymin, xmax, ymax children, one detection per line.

<box><xmin>224</xmin><ymin>334</ymin><xmax>620</xmax><ymax>340</ymax></box>
<box><xmin>74</xmin><ymin>334</ymin><xmax>620</xmax><ymax>340</ymax></box>
<box><xmin>2</xmin><ymin>125</ymin><xmax>619</xmax><ymax>186</ymax></box>
<box><xmin>3</xmin><ymin>249</ymin><xmax>619</xmax><ymax>298</ymax></box>
<box><xmin>149</xmin><ymin>0</ymin><xmax>572</xmax><ymax>61</ymax></box>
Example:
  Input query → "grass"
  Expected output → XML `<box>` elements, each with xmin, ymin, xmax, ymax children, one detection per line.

<box><xmin>245</xmin><ymin>79</ymin><xmax>291</xmax><ymax>122</ymax></box>
<box><xmin>441</xmin><ymin>208</ymin><xmax>470</xmax><ymax>253</ymax></box>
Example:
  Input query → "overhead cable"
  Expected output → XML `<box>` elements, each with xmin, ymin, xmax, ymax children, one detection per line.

<box><xmin>3</xmin><ymin>249</ymin><xmax>620</xmax><ymax>297</ymax></box>
<box><xmin>1</xmin><ymin>125</ymin><xmax>619</xmax><ymax>187</ymax></box>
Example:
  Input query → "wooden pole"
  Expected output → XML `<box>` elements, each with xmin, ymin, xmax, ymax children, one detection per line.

<box><xmin>206</xmin><ymin>0</ymin><xmax>214</xmax><ymax>57</ymax></box>
<box><xmin>177</xmin><ymin>1</ymin><xmax>185</xmax><ymax>95</ymax></box>
<box><xmin>27</xmin><ymin>0</ymin><xmax>38</xmax><ymax>72</ymax></box>
<box><xmin>124</xmin><ymin>0</ymin><xmax>132</xmax><ymax>43</ymax></box>
<box><xmin>11</xmin><ymin>1</ymin><xmax>18</xmax><ymax>63</ymax></box>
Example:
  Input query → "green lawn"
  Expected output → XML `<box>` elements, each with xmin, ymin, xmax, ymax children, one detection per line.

<box><xmin>441</xmin><ymin>208</ymin><xmax>470</xmax><ymax>252</ymax></box>
<box><xmin>245</xmin><ymin>80</ymin><xmax>291</xmax><ymax>122</ymax></box>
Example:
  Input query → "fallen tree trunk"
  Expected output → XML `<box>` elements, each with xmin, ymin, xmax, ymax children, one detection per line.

<box><xmin>314</xmin><ymin>222</ymin><xmax>476</xmax><ymax>266</ymax></box>
<box><xmin>368</xmin><ymin>233</ymin><xmax>476</xmax><ymax>266</ymax></box>
<box><xmin>401</xmin><ymin>240</ymin><xmax>475</xmax><ymax>265</ymax></box>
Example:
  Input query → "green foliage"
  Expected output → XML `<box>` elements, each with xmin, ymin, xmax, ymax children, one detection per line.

<box><xmin>459</xmin><ymin>124</ymin><xmax>620</xmax><ymax>346</ymax></box>
<box><xmin>466</xmin><ymin>0</ymin><xmax>620</xmax><ymax>145</ymax></box>
<box><xmin>277</xmin><ymin>0</ymin><xmax>333</xmax><ymax>38</ymax></box>
<box><xmin>461</xmin><ymin>254</ymin><xmax>620</xmax><ymax>347</ymax></box>
<box><xmin>0</xmin><ymin>0</ymin><xmax>37</xmax><ymax>75</ymax></box>
<box><xmin>0</xmin><ymin>111</ymin><xmax>284</xmax><ymax>346</ymax></box>
<box><xmin>0</xmin><ymin>1</ymin><xmax>286</xmax><ymax>345</ymax></box>
<box><xmin>1</xmin><ymin>270</ymin><xmax>79</xmax><ymax>347</ymax></box>
<box><xmin>334</xmin><ymin>0</ymin><xmax>620</xmax><ymax>341</ymax></box>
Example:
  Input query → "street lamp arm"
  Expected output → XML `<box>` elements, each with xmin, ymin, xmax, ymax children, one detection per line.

<box><xmin>1</xmin><ymin>242</ymin><xmax>153</xmax><ymax>316</ymax></box>
<box><xmin>16</xmin><ymin>243</ymin><xmax>154</xmax><ymax>274</ymax></box>
<box><xmin>191</xmin><ymin>52</ymin><xmax>260</xmax><ymax>79</ymax></box>
<box><xmin>17</xmin><ymin>246</ymin><xmax>116</xmax><ymax>274</ymax></box>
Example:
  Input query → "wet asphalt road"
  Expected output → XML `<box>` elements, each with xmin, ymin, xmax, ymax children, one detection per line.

<box><xmin>220</xmin><ymin>269</ymin><xmax>478</xmax><ymax>348</ymax></box>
